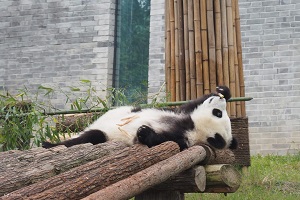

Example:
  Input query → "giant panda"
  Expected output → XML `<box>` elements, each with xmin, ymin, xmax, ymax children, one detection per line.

<box><xmin>42</xmin><ymin>86</ymin><xmax>237</xmax><ymax>151</ymax></box>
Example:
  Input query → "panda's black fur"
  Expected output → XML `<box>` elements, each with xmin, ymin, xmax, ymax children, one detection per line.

<box><xmin>42</xmin><ymin>86</ymin><xmax>237</xmax><ymax>151</ymax></box>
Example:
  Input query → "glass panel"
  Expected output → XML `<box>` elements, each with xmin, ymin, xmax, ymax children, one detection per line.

<box><xmin>114</xmin><ymin>0</ymin><xmax>151</xmax><ymax>105</ymax></box>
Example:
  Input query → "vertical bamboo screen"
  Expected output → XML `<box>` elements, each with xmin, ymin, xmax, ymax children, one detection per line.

<box><xmin>165</xmin><ymin>0</ymin><xmax>246</xmax><ymax>118</ymax></box>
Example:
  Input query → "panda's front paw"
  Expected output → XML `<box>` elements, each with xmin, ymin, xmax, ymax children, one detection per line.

<box><xmin>137</xmin><ymin>125</ymin><xmax>155</xmax><ymax>145</ymax></box>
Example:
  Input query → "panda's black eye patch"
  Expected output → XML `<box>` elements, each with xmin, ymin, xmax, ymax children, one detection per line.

<box><xmin>212</xmin><ymin>108</ymin><xmax>222</xmax><ymax>118</ymax></box>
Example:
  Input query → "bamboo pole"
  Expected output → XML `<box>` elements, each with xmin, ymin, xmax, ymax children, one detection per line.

<box><xmin>174</xmin><ymin>0</ymin><xmax>180</xmax><ymax>101</ymax></box>
<box><xmin>214</xmin><ymin>0</ymin><xmax>223</xmax><ymax>86</ymax></box>
<box><xmin>207</xmin><ymin>0</ymin><xmax>217</xmax><ymax>91</ymax></box>
<box><xmin>188</xmin><ymin>0</ymin><xmax>196</xmax><ymax>99</ymax></box>
<box><xmin>226</xmin><ymin>0</ymin><xmax>236</xmax><ymax>118</ymax></box>
<box><xmin>165</xmin><ymin>0</ymin><xmax>171</xmax><ymax>97</ymax></box>
<box><xmin>193</xmin><ymin>0</ymin><xmax>203</xmax><ymax>97</ymax></box>
<box><xmin>200</xmin><ymin>0</ymin><xmax>210</xmax><ymax>94</ymax></box>
<box><xmin>169</xmin><ymin>0</ymin><xmax>176</xmax><ymax>102</ymax></box>
<box><xmin>183</xmin><ymin>0</ymin><xmax>191</xmax><ymax>100</ymax></box>
<box><xmin>178</xmin><ymin>0</ymin><xmax>186</xmax><ymax>101</ymax></box>
<box><xmin>235</xmin><ymin>0</ymin><xmax>246</xmax><ymax>117</ymax></box>
<box><xmin>221</xmin><ymin>0</ymin><xmax>231</xmax><ymax>115</ymax></box>
<box><xmin>232</xmin><ymin>0</ymin><xmax>241</xmax><ymax>118</ymax></box>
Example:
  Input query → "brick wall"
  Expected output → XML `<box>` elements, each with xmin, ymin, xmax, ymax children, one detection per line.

<box><xmin>239</xmin><ymin>0</ymin><xmax>300</xmax><ymax>155</ymax></box>
<box><xmin>0</xmin><ymin>0</ymin><xmax>116</xmax><ymax>109</ymax></box>
<box><xmin>148</xmin><ymin>0</ymin><xmax>166</xmax><ymax>102</ymax></box>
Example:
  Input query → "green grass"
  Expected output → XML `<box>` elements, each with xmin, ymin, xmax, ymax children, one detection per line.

<box><xmin>186</xmin><ymin>153</ymin><xmax>300</xmax><ymax>200</ymax></box>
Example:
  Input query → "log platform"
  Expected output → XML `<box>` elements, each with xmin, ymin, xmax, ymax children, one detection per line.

<box><xmin>0</xmin><ymin>141</ymin><xmax>242</xmax><ymax>200</ymax></box>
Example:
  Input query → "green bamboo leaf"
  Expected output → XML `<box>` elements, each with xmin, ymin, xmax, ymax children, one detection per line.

<box><xmin>80</xmin><ymin>79</ymin><xmax>91</xmax><ymax>84</ymax></box>
<box><xmin>70</xmin><ymin>87</ymin><xmax>80</xmax><ymax>92</ymax></box>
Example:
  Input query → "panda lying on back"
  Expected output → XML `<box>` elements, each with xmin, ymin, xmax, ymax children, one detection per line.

<box><xmin>42</xmin><ymin>86</ymin><xmax>237</xmax><ymax>151</ymax></box>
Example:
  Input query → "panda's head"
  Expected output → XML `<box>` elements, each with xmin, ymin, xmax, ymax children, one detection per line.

<box><xmin>189</xmin><ymin>94</ymin><xmax>237</xmax><ymax>150</ymax></box>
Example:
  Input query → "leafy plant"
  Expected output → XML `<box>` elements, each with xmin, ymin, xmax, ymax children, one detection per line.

<box><xmin>0</xmin><ymin>80</ymin><xmax>165</xmax><ymax>151</ymax></box>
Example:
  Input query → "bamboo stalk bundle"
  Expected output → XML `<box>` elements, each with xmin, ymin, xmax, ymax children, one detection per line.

<box><xmin>165</xmin><ymin>0</ymin><xmax>246</xmax><ymax>117</ymax></box>
<box><xmin>183</xmin><ymin>0</ymin><xmax>190</xmax><ymax>100</ymax></box>
<box><xmin>193</xmin><ymin>0</ymin><xmax>203</xmax><ymax>97</ymax></box>
<box><xmin>188</xmin><ymin>0</ymin><xmax>196</xmax><ymax>100</ymax></box>
<box><xmin>207</xmin><ymin>0</ymin><xmax>217</xmax><ymax>91</ymax></box>
<box><xmin>235</xmin><ymin>0</ymin><xmax>246</xmax><ymax>117</ymax></box>
<box><xmin>200</xmin><ymin>0</ymin><xmax>210</xmax><ymax>94</ymax></box>
<box><xmin>169</xmin><ymin>0</ymin><xmax>176</xmax><ymax>102</ymax></box>
<box><xmin>165</xmin><ymin>0</ymin><xmax>171</xmax><ymax>96</ymax></box>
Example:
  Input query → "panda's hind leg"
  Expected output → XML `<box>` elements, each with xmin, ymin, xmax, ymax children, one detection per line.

<box><xmin>42</xmin><ymin>129</ymin><xmax>107</xmax><ymax>149</ymax></box>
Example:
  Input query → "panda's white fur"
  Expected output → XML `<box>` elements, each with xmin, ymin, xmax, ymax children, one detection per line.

<box><xmin>42</xmin><ymin>86</ymin><xmax>237</xmax><ymax>150</ymax></box>
<box><xmin>187</xmin><ymin>96</ymin><xmax>231</xmax><ymax>147</ymax></box>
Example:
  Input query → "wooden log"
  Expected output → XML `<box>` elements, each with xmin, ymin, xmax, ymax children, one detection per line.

<box><xmin>199</xmin><ymin>145</ymin><xmax>236</xmax><ymax>165</ymax></box>
<box><xmin>151</xmin><ymin>164</ymin><xmax>241</xmax><ymax>193</ymax></box>
<box><xmin>193</xmin><ymin>0</ymin><xmax>203</xmax><ymax>97</ymax></box>
<box><xmin>0</xmin><ymin>142</ymin><xmax>128</xmax><ymax>196</ymax></box>
<box><xmin>153</xmin><ymin>165</ymin><xmax>206</xmax><ymax>193</ymax></box>
<box><xmin>83</xmin><ymin>145</ymin><xmax>206</xmax><ymax>200</ymax></box>
<box><xmin>183</xmin><ymin>0</ymin><xmax>191</xmax><ymax>100</ymax></box>
<box><xmin>3</xmin><ymin>142</ymin><xmax>180</xmax><ymax>200</ymax></box>
<box><xmin>200</xmin><ymin>0</ymin><xmax>210</xmax><ymax>94</ymax></box>
<box><xmin>204</xmin><ymin>164</ymin><xmax>242</xmax><ymax>193</ymax></box>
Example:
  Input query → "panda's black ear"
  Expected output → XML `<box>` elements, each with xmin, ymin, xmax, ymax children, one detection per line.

<box><xmin>216</xmin><ymin>86</ymin><xmax>231</xmax><ymax>101</ymax></box>
<box><xmin>229</xmin><ymin>137</ymin><xmax>238</xmax><ymax>150</ymax></box>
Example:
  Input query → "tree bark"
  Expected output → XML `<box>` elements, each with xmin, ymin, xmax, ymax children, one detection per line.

<box><xmin>2</xmin><ymin>142</ymin><xmax>180</xmax><ymax>200</ymax></box>
<box><xmin>152</xmin><ymin>165</ymin><xmax>206</xmax><ymax>193</ymax></box>
<box><xmin>204</xmin><ymin>164</ymin><xmax>242</xmax><ymax>193</ymax></box>
<box><xmin>150</xmin><ymin>164</ymin><xmax>241</xmax><ymax>194</ymax></box>
<box><xmin>198</xmin><ymin>144</ymin><xmax>235</xmax><ymax>165</ymax></box>
<box><xmin>0</xmin><ymin>142</ymin><xmax>128</xmax><ymax>196</ymax></box>
<box><xmin>83</xmin><ymin>145</ymin><xmax>206</xmax><ymax>200</ymax></box>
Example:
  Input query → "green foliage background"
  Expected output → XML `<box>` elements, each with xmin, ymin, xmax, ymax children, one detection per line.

<box><xmin>114</xmin><ymin>0</ymin><xmax>151</xmax><ymax>104</ymax></box>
